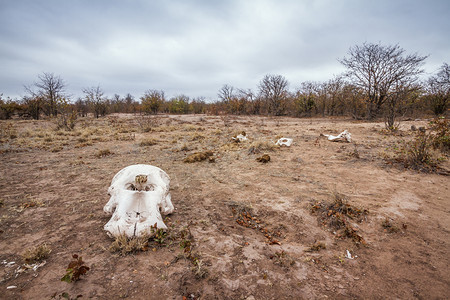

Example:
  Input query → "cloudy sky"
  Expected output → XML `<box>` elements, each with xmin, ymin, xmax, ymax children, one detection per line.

<box><xmin>1</xmin><ymin>0</ymin><xmax>449</xmax><ymax>101</ymax></box>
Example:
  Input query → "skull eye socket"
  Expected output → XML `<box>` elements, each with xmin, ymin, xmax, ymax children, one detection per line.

<box><xmin>126</xmin><ymin>183</ymin><xmax>155</xmax><ymax>191</ymax></box>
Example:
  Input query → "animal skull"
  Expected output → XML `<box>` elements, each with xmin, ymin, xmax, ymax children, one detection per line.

<box><xmin>276</xmin><ymin>137</ymin><xmax>293</xmax><ymax>147</ymax></box>
<box><xmin>323</xmin><ymin>130</ymin><xmax>352</xmax><ymax>142</ymax></box>
<box><xmin>103</xmin><ymin>164</ymin><xmax>174</xmax><ymax>238</ymax></box>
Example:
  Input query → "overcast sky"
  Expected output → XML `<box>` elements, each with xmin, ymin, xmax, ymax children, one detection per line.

<box><xmin>1</xmin><ymin>0</ymin><xmax>449</xmax><ymax>101</ymax></box>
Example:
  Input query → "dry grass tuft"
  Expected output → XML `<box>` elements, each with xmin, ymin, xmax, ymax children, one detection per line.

<box><xmin>250</xmin><ymin>140</ymin><xmax>279</xmax><ymax>151</ymax></box>
<box><xmin>22</xmin><ymin>244</ymin><xmax>51</xmax><ymax>263</ymax></box>
<box><xmin>20</xmin><ymin>198</ymin><xmax>45</xmax><ymax>209</ymax></box>
<box><xmin>256</xmin><ymin>154</ymin><xmax>271</xmax><ymax>163</ymax></box>
<box><xmin>381</xmin><ymin>218</ymin><xmax>402</xmax><ymax>233</ymax></box>
<box><xmin>139</xmin><ymin>138</ymin><xmax>158</xmax><ymax>146</ymax></box>
<box><xmin>183</xmin><ymin>151</ymin><xmax>214</xmax><ymax>163</ymax></box>
<box><xmin>95</xmin><ymin>149</ymin><xmax>113</xmax><ymax>158</ymax></box>
<box><xmin>190</xmin><ymin>132</ymin><xmax>205</xmax><ymax>141</ymax></box>
<box><xmin>109</xmin><ymin>234</ymin><xmax>150</xmax><ymax>256</ymax></box>
<box><xmin>305</xmin><ymin>242</ymin><xmax>326</xmax><ymax>252</ymax></box>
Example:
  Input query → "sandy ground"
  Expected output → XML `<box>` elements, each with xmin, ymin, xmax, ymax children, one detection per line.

<box><xmin>0</xmin><ymin>114</ymin><xmax>449</xmax><ymax>299</ymax></box>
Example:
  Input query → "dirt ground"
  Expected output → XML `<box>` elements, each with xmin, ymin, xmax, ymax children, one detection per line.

<box><xmin>0</xmin><ymin>114</ymin><xmax>449</xmax><ymax>299</ymax></box>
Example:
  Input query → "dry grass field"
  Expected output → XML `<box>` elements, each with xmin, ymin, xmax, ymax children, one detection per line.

<box><xmin>0</xmin><ymin>114</ymin><xmax>449</xmax><ymax>299</ymax></box>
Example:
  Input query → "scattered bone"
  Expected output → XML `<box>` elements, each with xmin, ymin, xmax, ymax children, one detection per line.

<box><xmin>232</xmin><ymin>131</ymin><xmax>248</xmax><ymax>142</ymax></box>
<box><xmin>276</xmin><ymin>137</ymin><xmax>293</xmax><ymax>147</ymax></box>
<box><xmin>345</xmin><ymin>250</ymin><xmax>357</xmax><ymax>259</ymax></box>
<box><xmin>322</xmin><ymin>130</ymin><xmax>352</xmax><ymax>142</ymax></box>
<box><xmin>183</xmin><ymin>151</ymin><xmax>214</xmax><ymax>163</ymax></box>
<box><xmin>104</xmin><ymin>164</ymin><xmax>174</xmax><ymax>238</ymax></box>
<box><xmin>256</xmin><ymin>154</ymin><xmax>271</xmax><ymax>163</ymax></box>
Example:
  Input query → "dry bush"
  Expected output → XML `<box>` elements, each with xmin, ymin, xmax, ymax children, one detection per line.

<box><xmin>22</xmin><ymin>244</ymin><xmax>51</xmax><ymax>263</ymax></box>
<box><xmin>55</xmin><ymin>110</ymin><xmax>77</xmax><ymax>131</ymax></box>
<box><xmin>383</xmin><ymin>118</ymin><xmax>448</xmax><ymax>172</ymax></box>
<box><xmin>311</xmin><ymin>192</ymin><xmax>368</xmax><ymax>245</ymax></box>
<box><xmin>403</xmin><ymin>132</ymin><xmax>437</xmax><ymax>169</ymax></box>
<box><xmin>429</xmin><ymin>117</ymin><xmax>449</xmax><ymax>153</ymax></box>
<box><xmin>229</xmin><ymin>202</ymin><xmax>282</xmax><ymax>245</ymax></box>
<box><xmin>136</xmin><ymin>115</ymin><xmax>158</xmax><ymax>132</ymax></box>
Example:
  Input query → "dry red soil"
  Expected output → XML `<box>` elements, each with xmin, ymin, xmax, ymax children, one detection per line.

<box><xmin>1</xmin><ymin>114</ymin><xmax>449</xmax><ymax>299</ymax></box>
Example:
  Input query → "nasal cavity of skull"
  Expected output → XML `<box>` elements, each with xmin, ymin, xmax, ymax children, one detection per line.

<box><xmin>126</xmin><ymin>183</ymin><xmax>155</xmax><ymax>191</ymax></box>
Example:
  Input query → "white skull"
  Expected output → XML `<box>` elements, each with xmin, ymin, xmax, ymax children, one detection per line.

<box><xmin>103</xmin><ymin>164</ymin><xmax>174</xmax><ymax>238</ymax></box>
<box><xmin>276</xmin><ymin>137</ymin><xmax>293</xmax><ymax>147</ymax></box>
<box><xmin>323</xmin><ymin>130</ymin><xmax>352</xmax><ymax>142</ymax></box>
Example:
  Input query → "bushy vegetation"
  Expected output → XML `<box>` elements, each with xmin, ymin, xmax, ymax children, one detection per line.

<box><xmin>1</xmin><ymin>44</ymin><xmax>448</xmax><ymax>120</ymax></box>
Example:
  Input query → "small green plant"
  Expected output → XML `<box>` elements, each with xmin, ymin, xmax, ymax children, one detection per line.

<box><xmin>151</xmin><ymin>223</ymin><xmax>167</xmax><ymax>245</ymax></box>
<box><xmin>191</xmin><ymin>257</ymin><xmax>208</xmax><ymax>278</ymax></box>
<box><xmin>22</xmin><ymin>244</ymin><xmax>51</xmax><ymax>263</ymax></box>
<box><xmin>61</xmin><ymin>254</ymin><xmax>90</xmax><ymax>283</ymax></box>
<box><xmin>179</xmin><ymin>227</ymin><xmax>193</xmax><ymax>253</ymax></box>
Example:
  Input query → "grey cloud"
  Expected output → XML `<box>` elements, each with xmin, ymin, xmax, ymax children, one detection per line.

<box><xmin>0</xmin><ymin>0</ymin><xmax>448</xmax><ymax>100</ymax></box>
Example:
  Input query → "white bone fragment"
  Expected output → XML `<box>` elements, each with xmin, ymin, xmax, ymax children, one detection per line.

<box><xmin>232</xmin><ymin>133</ymin><xmax>248</xmax><ymax>142</ymax></box>
<box><xmin>323</xmin><ymin>130</ymin><xmax>352</xmax><ymax>142</ymax></box>
<box><xmin>104</xmin><ymin>164</ymin><xmax>174</xmax><ymax>238</ymax></box>
<box><xmin>275</xmin><ymin>137</ymin><xmax>293</xmax><ymax>147</ymax></box>
<box><xmin>345</xmin><ymin>249</ymin><xmax>357</xmax><ymax>259</ymax></box>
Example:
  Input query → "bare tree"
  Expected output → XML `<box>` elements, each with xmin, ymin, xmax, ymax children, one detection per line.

<box><xmin>218</xmin><ymin>84</ymin><xmax>235</xmax><ymax>103</ymax></box>
<box><xmin>258</xmin><ymin>74</ymin><xmax>289</xmax><ymax>116</ymax></box>
<box><xmin>124</xmin><ymin>93</ymin><xmax>135</xmax><ymax>113</ymax></box>
<box><xmin>25</xmin><ymin>72</ymin><xmax>66</xmax><ymax>117</ymax></box>
<box><xmin>340</xmin><ymin>43</ymin><xmax>427</xmax><ymax>119</ymax></box>
<box><xmin>427</xmin><ymin>62</ymin><xmax>449</xmax><ymax>115</ymax></box>
<box><xmin>324</xmin><ymin>76</ymin><xmax>345</xmax><ymax>116</ymax></box>
<box><xmin>83</xmin><ymin>86</ymin><xmax>107</xmax><ymax>118</ymax></box>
